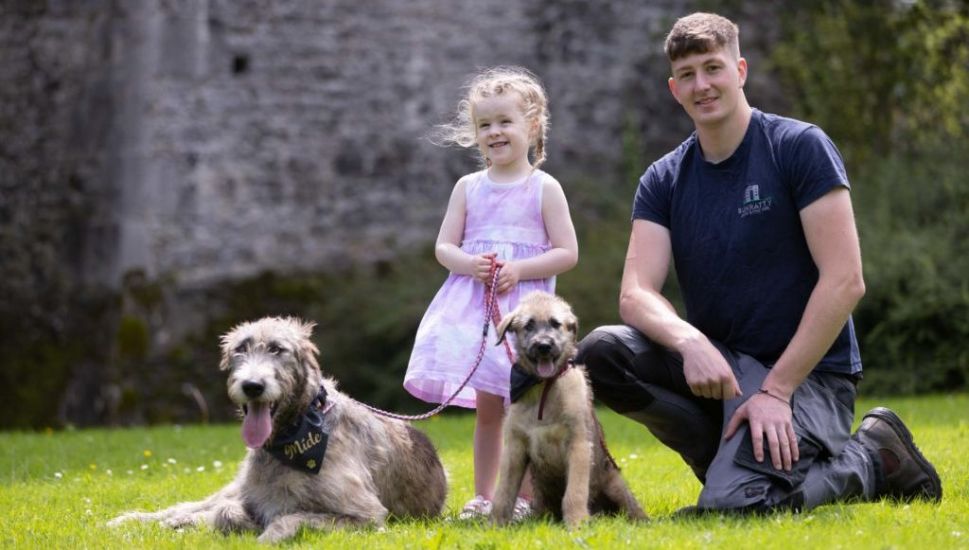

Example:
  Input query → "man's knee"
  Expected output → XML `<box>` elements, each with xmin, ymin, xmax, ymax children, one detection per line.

<box><xmin>577</xmin><ymin>325</ymin><xmax>628</xmax><ymax>361</ymax></box>
<box><xmin>697</xmin><ymin>481</ymin><xmax>764</xmax><ymax>511</ymax></box>
<box><xmin>576</xmin><ymin>326</ymin><xmax>632</xmax><ymax>385</ymax></box>
<box><xmin>697</xmin><ymin>479</ymin><xmax>804</xmax><ymax>514</ymax></box>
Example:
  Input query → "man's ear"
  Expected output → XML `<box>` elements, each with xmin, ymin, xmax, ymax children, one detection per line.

<box><xmin>737</xmin><ymin>57</ymin><xmax>748</xmax><ymax>88</ymax></box>
<box><xmin>667</xmin><ymin>76</ymin><xmax>683</xmax><ymax>106</ymax></box>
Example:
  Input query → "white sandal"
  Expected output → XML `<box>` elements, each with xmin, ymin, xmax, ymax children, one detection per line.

<box><xmin>458</xmin><ymin>494</ymin><xmax>493</xmax><ymax>520</ymax></box>
<box><xmin>512</xmin><ymin>496</ymin><xmax>533</xmax><ymax>522</ymax></box>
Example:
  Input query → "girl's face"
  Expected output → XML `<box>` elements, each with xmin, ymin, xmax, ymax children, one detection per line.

<box><xmin>473</xmin><ymin>93</ymin><xmax>534</xmax><ymax>178</ymax></box>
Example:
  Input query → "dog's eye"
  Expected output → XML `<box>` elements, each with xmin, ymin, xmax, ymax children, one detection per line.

<box><xmin>267</xmin><ymin>343</ymin><xmax>282</xmax><ymax>355</ymax></box>
<box><xmin>233</xmin><ymin>343</ymin><xmax>247</xmax><ymax>355</ymax></box>
<box><xmin>549</xmin><ymin>318</ymin><xmax>562</xmax><ymax>329</ymax></box>
<box><xmin>523</xmin><ymin>319</ymin><xmax>536</xmax><ymax>331</ymax></box>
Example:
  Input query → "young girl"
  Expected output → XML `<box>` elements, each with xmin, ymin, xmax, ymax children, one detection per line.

<box><xmin>404</xmin><ymin>67</ymin><xmax>579</xmax><ymax>520</ymax></box>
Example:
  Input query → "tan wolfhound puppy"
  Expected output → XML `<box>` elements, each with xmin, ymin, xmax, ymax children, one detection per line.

<box><xmin>109</xmin><ymin>317</ymin><xmax>447</xmax><ymax>543</ymax></box>
<box><xmin>493</xmin><ymin>292</ymin><xmax>647</xmax><ymax>527</ymax></box>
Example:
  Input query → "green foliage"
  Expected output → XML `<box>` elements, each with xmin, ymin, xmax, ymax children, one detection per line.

<box><xmin>852</xmin><ymin>154</ymin><xmax>969</xmax><ymax>394</ymax></box>
<box><xmin>771</xmin><ymin>0</ymin><xmax>969</xmax><ymax>394</ymax></box>
<box><xmin>771</xmin><ymin>0</ymin><xmax>969</xmax><ymax>159</ymax></box>
<box><xmin>0</xmin><ymin>290</ymin><xmax>117</xmax><ymax>429</ymax></box>
<box><xmin>1</xmin><ymin>394</ymin><xmax>967</xmax><ymax>548</ymax></box>
<box><xmin>116</xmin><ymin>316</ymin><xmax>149</xmax><ymax>361</ymax></box>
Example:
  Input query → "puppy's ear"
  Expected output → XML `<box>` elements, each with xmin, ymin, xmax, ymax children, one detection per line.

<box><xmin>495</xmin><ymin>310</ymin><xmax>518</xmax><ymax>345</ymax></box>
<box><xmin>567</xmin><ymin>313</ymin><xmax>579</xmax><ymax>338</ymax></box>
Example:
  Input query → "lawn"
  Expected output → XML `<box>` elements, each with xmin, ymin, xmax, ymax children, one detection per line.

<box><xmin>1</xmin><ymin>393</ymin><xmax>966</xmax><ymax>549</ymax></box>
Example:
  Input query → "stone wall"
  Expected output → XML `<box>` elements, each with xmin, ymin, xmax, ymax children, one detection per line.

<box><xmin>0</xmin><ymin>0</ymin><xmax>785</xmax><ymax>427</ymax></box>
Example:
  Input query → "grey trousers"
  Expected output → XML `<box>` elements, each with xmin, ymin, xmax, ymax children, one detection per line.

<box><xmin>577</xmin><ymin>325</ymin><xmax>878</xmax><ymax>512</ymax></box>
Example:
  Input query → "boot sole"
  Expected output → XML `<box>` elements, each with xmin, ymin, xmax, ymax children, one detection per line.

<box><xmin>863</xmin><ymin>407</ymin><xmax>943</xmax><ymax>501</ymax></box>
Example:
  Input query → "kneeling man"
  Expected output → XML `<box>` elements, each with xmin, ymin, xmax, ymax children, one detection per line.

<box><xmin>578</xmin><ymin>12</ymin><xmax>941</xmax><ymax>513</ymax></box>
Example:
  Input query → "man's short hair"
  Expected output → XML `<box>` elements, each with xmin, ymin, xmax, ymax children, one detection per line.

<box><xmin>664</xmin><ymin>12</ymin><xmax>741</xmax><ymax>62</ymax></box>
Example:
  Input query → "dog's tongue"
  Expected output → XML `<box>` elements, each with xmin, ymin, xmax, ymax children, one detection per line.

<box><xmin>242</xmin><ymin>402</ymin><xmax>272</xmax><ymax>449</ymax></box>
<box><xmin>537</xmin><ymin>358</ymin><xmax>558</xmax><ymax>378</ymax></box>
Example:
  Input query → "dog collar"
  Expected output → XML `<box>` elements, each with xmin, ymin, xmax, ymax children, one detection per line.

<box><xmin>263</xmin><ymin>386</ymin><xmax>332</xmax><ymax>474</ymax></box>
<box><xmin>509</xmin><ymin>361</ymin><xmax>572</xmax><ymax>421</ymax></box>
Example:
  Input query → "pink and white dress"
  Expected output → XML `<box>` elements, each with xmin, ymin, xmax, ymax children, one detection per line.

<box><xmin>404</xmin><ymin>169</ymin><xmax>557</xmax><ymax>408</ymax></box>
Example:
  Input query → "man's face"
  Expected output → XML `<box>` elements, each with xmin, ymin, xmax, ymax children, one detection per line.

<box><xmin>668</xmin><ymin>47</ymin><xmax>747</xmax><ymax>129</ymax></box>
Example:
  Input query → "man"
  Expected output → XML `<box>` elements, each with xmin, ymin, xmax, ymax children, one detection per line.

<box><xmin>577</xmin><ymin>12</ymin><xmax>941</xmax><ymax>513</ymax></box>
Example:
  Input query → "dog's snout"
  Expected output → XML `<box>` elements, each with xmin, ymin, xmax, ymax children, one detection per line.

<box><xmin>535</xmin><ymin>342</ymin><xmax>553</xmax><ymax>355</ymax></box>
<box><xmin>241</xmin><ymin>381</ymin><xmax>265</xmax><ymax>398</ymax></box>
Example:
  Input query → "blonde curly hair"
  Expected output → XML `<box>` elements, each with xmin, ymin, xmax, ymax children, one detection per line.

<box><xmin>432</xmin><ymin>66</ymin><xmax>549</xmax><ymax>170</ymax></box>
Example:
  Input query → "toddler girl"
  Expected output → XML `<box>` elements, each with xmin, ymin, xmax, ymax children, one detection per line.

<box><xmin>404</xmin><ymin>66</ymin><xmax>579</xmax><ymax>520</ymax></box>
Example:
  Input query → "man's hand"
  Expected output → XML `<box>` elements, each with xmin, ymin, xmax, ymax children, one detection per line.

<box><xmin>724</xmin><ymin>392</ymin><xmax>799</xmax><ymax>471</ymax></box>
<box><xmin>681</xmin><ymin>338</ymin><xmax>742</xmax><ymax>400</ymax></box>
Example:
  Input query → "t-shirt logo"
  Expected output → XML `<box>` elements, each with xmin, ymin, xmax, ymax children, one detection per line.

<box><xmin>738</xmin><ymin>184</ymin><xmax>773</xmax><ymax>218</ymax></box>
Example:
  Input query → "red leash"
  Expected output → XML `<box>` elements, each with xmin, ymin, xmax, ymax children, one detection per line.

<box><xmin>536</xmin><ymin>361</ymin><xmax>572</xmax><ymax>421</ymax></box>
<box><xmin>354</xmin><ymin>258</ymin><xmax>514</xmax><ymax>421</ymax></box>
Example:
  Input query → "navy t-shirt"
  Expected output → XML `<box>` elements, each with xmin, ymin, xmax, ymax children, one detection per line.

<box><xmin>633</xmin><ymin>109</ymin><xmax>862</xmax><ymax>376</ymax></box>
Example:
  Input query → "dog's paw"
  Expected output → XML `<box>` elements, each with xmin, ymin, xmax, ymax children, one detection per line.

<box><xmin>257</xmin><ymin>521</ymin><xmax>298</xmax><ymax>544</ymax></box>
<box><xmin>257</xmin><ymin>527</ymin><xmax>294</xmax><ymax>544</ymax></box>
<box><xmin>162</xmin><ymin>513</ymin><xmax>201</xmax><ymax>529</ymax></box>
<box><xmin>489</xmin><ymin>505</ymin><xmax>511</xmax><ymax>527</ymax></box>
<box><xmin>106</xmin><ymin>513</ymin><xmax>137</xmax><ymax>527</ymax></box>
<box><xmin>563</xmin><ymin>509</ymin><xmax>589</xmax><ymax>530</ymax></box>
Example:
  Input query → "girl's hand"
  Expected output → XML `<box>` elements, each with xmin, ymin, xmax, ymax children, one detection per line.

<box><xmin>495</xmin><ymin>261</ymin><xmax>521</xmax><ymax>294</ymax></box>
<box><xmin>469</xmin><ymin>252</ymin><xmax>498</xmax><ymax>284</ymax></box>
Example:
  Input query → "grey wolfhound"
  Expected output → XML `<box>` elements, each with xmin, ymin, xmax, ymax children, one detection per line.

<box><xmin>493</xmin><ymin>292</ymin><xmax>647</xmax><ymax>527</ymax></box>
<box><xmin>108</xmin><ymin>316</ymin><xmax>447</xmax><ymax>543</ymax></box>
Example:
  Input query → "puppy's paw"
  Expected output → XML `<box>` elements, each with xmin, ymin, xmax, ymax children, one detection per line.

<box><xmin>490</xmin><ymin>505</ymin><xmax>512</xmax><ymax>527</ymax></box>
<box><xmin>563</xmin><ymin>508</ymin><xmax>589</xmax><ymax>529</ymax></box>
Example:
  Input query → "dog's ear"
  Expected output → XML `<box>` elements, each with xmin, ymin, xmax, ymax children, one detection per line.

<box><xmin>495</xmin><ymin>309</ymin><xmax>518</xmax><ymax>345</ymax></box>
<box><xmin>567</xmin><ymin>312</ymin><xmax>579</xmax><ymax>338</ymax></box>
<box><xmin>218</xmin><ymin>328</ymin><xmax>241</xmax><ymax>371</ymax></box>
<box><xmin>296</xmin><ymin>318</ymin><xmax>317</xmax><ymax>340</ymax></box>
<box><xmin>291</xmin><ymin>319</ymin><xmax>321</xmax><ymax>371</ymax></box>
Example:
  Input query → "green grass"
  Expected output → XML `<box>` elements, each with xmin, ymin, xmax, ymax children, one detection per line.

<box><xmin>2</xmin><ymin>394</ymin><xmax>967</xmax><ymax>549</ymax></box>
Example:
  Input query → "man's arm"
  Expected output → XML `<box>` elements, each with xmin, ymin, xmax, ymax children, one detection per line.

<box><xmin>724</xmin><ymin>187</ymin><xmax>866</xmax><ymax>470</ymax></box>
<box><xmin>619</xmin><ymin>219</ymin><xmax>741</xmax><ymax>400</ymax></box>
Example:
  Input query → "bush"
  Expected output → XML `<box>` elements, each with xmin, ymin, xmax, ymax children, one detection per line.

<box><xmin>772</xmin><ymin>0</ymin><xmax>969</xmax><ymax>393</ymax></box>
<box><xmin>852</xmin><ymin>153</ymin><xmax>969</xmax><ymax>394</ymax></box>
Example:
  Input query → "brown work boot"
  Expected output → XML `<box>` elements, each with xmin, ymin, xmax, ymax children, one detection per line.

<box><xmin>853</xmin><ymin>407</ymin><xmax>942</xmax><ymax>502</ymax></box>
